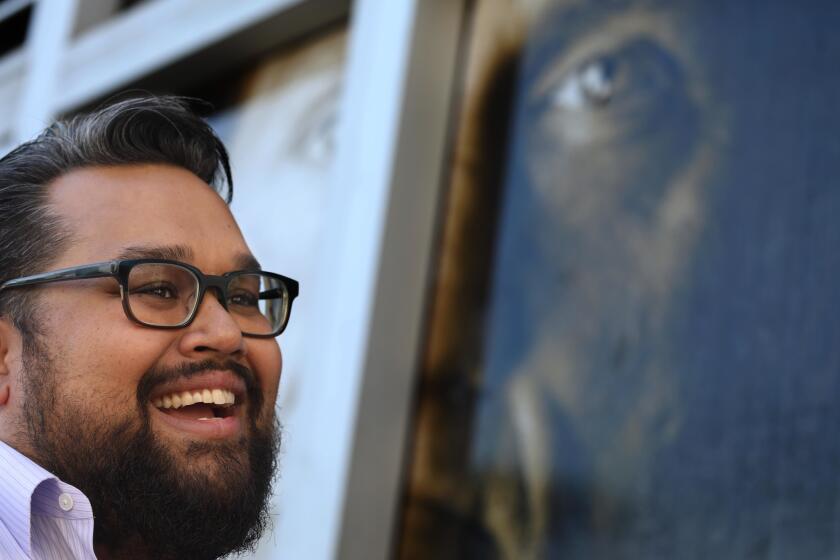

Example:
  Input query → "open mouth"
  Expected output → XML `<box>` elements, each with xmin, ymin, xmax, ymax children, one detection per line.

<box><xmin>151</xmin><ymin>387</ymin><xmax>243</xmax><ymax>438</ymax></box>
<box><xmin>154</xmin><ymin>389</ymin><xmax>237</xmax><ymax>420</ymax></box>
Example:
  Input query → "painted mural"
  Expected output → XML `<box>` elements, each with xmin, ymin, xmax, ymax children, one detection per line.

<box><xmin>401</xmin><ymin>1</ymin><xmax>840</xmax><ymax>558</ymax></box>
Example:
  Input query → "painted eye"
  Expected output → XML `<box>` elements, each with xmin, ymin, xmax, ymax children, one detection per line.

<box><xmin>290</xmin><ymin>86</ymin><xmax>340</xmax><ymax>166</ymax></box>
<box><xmin>542</xmin><ymin>39</ymin><xmax>683</xmax><ymax>116</ymax></box>
<box><xmin>300</xmin><ymin>108</ymin><xmax>337</xmax><ymax>164</ymax></box>
<box><xmin>553</xmin><ymin>57</ymin><xmax>617</xmax><ymax>110</ymax></box>
<box><xmin>526</xmin><ymin>38</ymin><xmax>690</xmax><ymax>149</ymax></box>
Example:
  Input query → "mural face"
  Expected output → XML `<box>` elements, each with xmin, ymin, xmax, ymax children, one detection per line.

<box><xmin>401</xmin><ymin>0</ymin><xmax>840</xmax><ymax>558</ymax></box>
<box><xmin>203</xmin><ymin>27</ymin><xmax>346</xmax><ymax>559</ymax></box>
<box><xmin>208</xmin><ymin>28</ymin><xmax>345</xmax><ymax>423</ymax></box>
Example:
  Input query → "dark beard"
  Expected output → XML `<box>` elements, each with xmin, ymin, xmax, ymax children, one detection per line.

<box><xmin>20</xmin><ymin>332</ymin><xmax>280</xmax><ymax>560</ymax></box>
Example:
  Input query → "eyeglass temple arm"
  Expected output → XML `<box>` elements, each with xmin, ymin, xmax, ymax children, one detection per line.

<box><xmin>0</xmin><ymin>262</ymin><xmax>116</xmax><ymax>291</ymax></box>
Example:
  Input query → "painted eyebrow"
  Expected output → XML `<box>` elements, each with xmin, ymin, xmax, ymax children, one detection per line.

<box><xmin>114</xmin><ymin>245</ymin><xmax>262</xmax><ymax>271</ymax></box>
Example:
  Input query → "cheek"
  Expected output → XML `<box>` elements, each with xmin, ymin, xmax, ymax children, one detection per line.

<box><xmin>249</xmin><ymin>340</ymin><xmax>282</xmax><ymax>407</ymax></box>
<box><xmin>45</xmin><ymin>314</ymin><xmax>173</xmax><ymax>404</ymax></box>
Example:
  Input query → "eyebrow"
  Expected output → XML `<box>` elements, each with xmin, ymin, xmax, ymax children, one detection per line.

<box><xmin>114</xmin><ymin>245</ymin><xmax>262</xmax><ymax>271</ymax></box>
<box><xmin>234</xmin><ymin>253</ymin><xmax>262</xmax><ymax>271</ymax></box>
<box><xmin>523</xmin><ymin>1</ymin><xmax>639</xmax><ymax>86</ymax></box>
<box><xmin>116</xmin><ymin>244</ymin><xmax>194</xmax><ymax>262</ymax></box>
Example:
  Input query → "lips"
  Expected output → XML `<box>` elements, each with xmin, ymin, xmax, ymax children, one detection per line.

<box><xmin>148</xmin><ymin>370</ymin><xmax>247</xmax><ymax>439</ymax></box>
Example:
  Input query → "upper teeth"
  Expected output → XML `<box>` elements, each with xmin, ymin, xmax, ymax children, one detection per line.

<box><xmin>154</xmin><ymin>389</ymin><xmax>236</xmax><ymax>409</ymax></box>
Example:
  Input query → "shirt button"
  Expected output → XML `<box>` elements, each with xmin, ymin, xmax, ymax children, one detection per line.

<box><xmin>58</xmin><ymin>493</ymin><xmax>74</xmax><ymax>512</ymax></box>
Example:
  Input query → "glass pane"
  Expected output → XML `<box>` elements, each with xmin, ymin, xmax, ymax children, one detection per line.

<box><xmin>257</xmin><ymin>277</ymin><xmax>288</xmax><ymax>333</ymax></box>
<box><xmin>0</xmin><ymin>3</ymin><xmax>31</xmax><ymax>58</ymax></box>
<box><xmin>227</xmin><ymin>273</ymin><xmax>286</xmax><ymax>335</ymax></box>
<box><xmin>127</xmin><ymin>263</ymin><xmax>197</xmax><ymax>326</ymax></box>
<box><xmin>400</xmin><ymin>1</ymin><xmax>840</xmax><ymax>559</ymax></box>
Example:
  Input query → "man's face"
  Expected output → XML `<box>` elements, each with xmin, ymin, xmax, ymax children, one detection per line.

<box><xmin>3</xmin><ymin>164</ymin><xmax>282</xmax><ymax>558</ymax></box>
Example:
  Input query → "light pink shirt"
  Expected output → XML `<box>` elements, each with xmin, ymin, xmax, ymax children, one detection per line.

<box><xmin>0</xmin><ymin>441</ymin><xmax>96</xmax><ymax>559</ymax></box>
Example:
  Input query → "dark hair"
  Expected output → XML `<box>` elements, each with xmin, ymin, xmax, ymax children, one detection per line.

<box><xmin>0</xmin><ymin>95</ymin><xmax>233</xmax><ymax>329</ymax></box>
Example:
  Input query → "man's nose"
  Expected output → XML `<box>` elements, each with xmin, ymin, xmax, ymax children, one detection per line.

<box><xmin>178</xmin><ymin>288</ymin><xmax>245</xmax><ymax>357</ymax></box>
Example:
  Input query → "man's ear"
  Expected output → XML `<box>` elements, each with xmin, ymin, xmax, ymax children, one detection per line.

<box><xmin>0</xmin><ymin>318</ymin><xmax>16</xmax><ymax>406</ymax></box>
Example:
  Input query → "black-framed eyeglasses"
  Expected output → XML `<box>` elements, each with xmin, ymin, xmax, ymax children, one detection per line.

<box><xmin>0</xmin><ymin>259</ymin><xmax>299</xmax><ymax>338</ymax></box>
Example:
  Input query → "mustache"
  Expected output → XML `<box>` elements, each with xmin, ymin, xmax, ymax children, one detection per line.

<box><xmin>136</xmin><ymin>359</ymin><xmax>261</xmax><ymax>411</ymax></box>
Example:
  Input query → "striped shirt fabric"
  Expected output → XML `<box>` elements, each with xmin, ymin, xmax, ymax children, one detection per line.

<box><xmin>0</xmin><ymin>441</ymin><xmax>96</xmax><ymax>559</ymax></box>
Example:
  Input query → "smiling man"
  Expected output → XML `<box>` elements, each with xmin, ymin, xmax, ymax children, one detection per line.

<box><xmin>0</xmin><ymin>96</ymin><xmax>297</xmax><ymax>559</ymax></box>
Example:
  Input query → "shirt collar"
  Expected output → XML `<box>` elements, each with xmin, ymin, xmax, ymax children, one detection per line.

<box><xmin>0</xmin><ymin>441</ymin><xmax>94</xmax><ymax>556</ymax></box>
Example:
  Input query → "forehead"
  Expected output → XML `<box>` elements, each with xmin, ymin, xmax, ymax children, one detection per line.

<box><xmin>46</xmin><ymin>164</ymin><xmax>252</xmax><ymax>270</ymax></box>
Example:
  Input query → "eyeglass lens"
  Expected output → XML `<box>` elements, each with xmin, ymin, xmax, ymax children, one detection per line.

<box><xmin>125</xmin><ymin>263</ymin><xmax>288</xmax><ymax>335</ymax></box>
